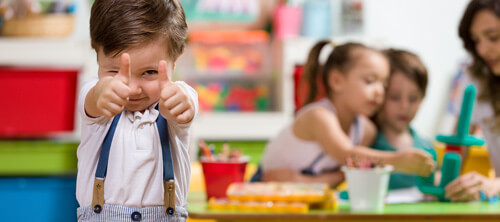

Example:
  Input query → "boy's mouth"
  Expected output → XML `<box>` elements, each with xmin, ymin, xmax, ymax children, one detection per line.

<box><xmin>397</xmin><ymin>115</ymin><xmax>409</xmax><ymax>122</ymax></box>
<box><xmin>129</xmin><ymin>98</ymin><xmax>143</xmax><ymax>102</ymax></box>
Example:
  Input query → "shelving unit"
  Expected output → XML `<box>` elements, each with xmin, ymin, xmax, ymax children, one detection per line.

<box><xmin>0</xmin><ymin>1</ymin><xmax>371</xmax><ymax>160</ymax></box>
<box><xmin>0</xmin><ymin>38</ymin><xmax>89</xmax><ymax>67</ymax></box>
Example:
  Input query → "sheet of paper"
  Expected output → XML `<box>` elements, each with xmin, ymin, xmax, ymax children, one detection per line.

<box><xmin>385</xmin><ymin>187</ymin><xmax>426</xmax><ymax>204</ymax></box>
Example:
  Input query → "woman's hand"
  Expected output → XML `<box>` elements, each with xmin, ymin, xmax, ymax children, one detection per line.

<box><xmin>445</xmin><ymin>172</ymin><xmax>499</xmax><ymax>202</ymax></box>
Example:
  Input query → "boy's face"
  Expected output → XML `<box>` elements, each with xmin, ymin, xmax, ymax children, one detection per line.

<box><xmin>379</xmin><ymin>72</ymin><xmax>423</xmax><ymax>132</ymax></box>
<box><xmin>97</xmin><ymin>40</ymin><xmax>173</xmax><ymax>112</ymax></box>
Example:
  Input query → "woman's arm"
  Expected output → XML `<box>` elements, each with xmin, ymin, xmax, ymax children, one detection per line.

<box><xmin>294</xmin><ymin>107</ymin><xmax>434</xmax><ymax>176</ymax></box>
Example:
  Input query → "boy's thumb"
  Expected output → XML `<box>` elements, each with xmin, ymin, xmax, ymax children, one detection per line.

<box><xmin>117</xmin><ymin>53</ymin><xmax>131</xmax><ymax>84</ymax></box>
<box><xmin>159</xmin><ymin>60</ymin><xmax>172</xmax><ymax>83</ymax></box>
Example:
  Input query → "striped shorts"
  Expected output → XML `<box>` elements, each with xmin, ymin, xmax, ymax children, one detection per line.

<box><xmin>77</xmin><ymin>204</ymin><xmax>187</xmax><ymax>222</ymax></box>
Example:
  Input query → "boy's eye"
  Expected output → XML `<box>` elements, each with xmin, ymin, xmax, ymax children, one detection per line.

<box><xmin>389</xmin><ymin>95</ymin><xmax>400</xmax><ymax>101</ymax></box>
<box><xmin>409</xmin><ymin>95</ymin><xmax>420</xmax><ymax>103</ymax></box>
<box><xmin>144</xmin><ymin>70</ymin><xmax>158</xmax><ymax>75</ymax></box>
<box><xmin>109</xmin><ymin>70</ymin><xmax>118</xmax><ymax>74</ymax></box>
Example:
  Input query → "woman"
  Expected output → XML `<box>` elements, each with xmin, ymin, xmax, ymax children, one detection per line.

<box><xmin>445</xmin><ymin>0</ymin><xmax>500</xmax><ymax>202</ymax></box>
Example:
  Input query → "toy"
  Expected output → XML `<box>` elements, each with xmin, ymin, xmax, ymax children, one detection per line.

<box><xmin>416</xmin><ymin>85</ymin><xmax>485</xmax><ymax>201</ymax></box>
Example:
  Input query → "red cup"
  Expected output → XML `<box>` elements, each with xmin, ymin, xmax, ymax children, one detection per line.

<box><xmin>201</xmin><ymin>160</ymin><xmax>247</xmax><ymax>200</ymax></box>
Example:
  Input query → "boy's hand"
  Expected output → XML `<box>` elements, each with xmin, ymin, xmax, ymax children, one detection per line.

<box><xmin>158</xmin><ymin>60</ymin><xmax>195</xmax><ymax>124</ymax></box>
<box><xmin>393</xmin><ymin>150</ymin><xmax>435</xmax><ymax>177</ymax></box>
<box><xmin>93</xmin><ymin>53</ymin><xmax>131</xmax><ymax>118</ymax></box>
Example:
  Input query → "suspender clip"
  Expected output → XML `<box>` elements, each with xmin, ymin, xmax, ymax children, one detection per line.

<box><xmin>92</xmin><ymin>178</ymin><xmax>105</xmax><ymax>213</ymax></box>
<box><xmin>164</xmin><ymin>179</ymin><xmax>175</xmax><ymax>215</ymax></box>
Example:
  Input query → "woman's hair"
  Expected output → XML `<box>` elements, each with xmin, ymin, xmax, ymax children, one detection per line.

<box><xmin>383</xmin><ymin>49</ymin><xmax>428</xmax><ymax>96</ymax></box>
<box><xmin>301</xmin><ymin>40</ymin><xmax>382</xmax><ymax>105</ymax></box>
<box><xmin>459</xmin><ymin>0</ymin><xmax>500</xmax><ymax>128</ymax></box>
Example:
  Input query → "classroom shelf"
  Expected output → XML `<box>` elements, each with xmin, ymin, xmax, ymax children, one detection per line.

<box><xmin>0</xmin><ymin>37</ymin><xmax>90</xmax><ymax>67</ymax></box>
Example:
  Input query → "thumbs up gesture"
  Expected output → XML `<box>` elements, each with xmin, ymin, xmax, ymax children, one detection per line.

<box><xmin>92</xmin><ymin>53</ymin><xmax>131</xmax><ymax>118</ymax></box>
<box><xmin>158</xmin><ymin>60</ymin><xmax>195</xmax><ymax>124</ymax></box>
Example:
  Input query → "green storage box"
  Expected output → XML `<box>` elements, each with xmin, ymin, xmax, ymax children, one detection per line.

<box><xmin>0</xmin><ymin>141</ymin><xmax>78</xmax><ymax>176</ymax></box>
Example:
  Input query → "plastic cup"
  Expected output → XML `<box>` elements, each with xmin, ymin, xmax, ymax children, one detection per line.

<box><xmin>273</xmin><ymin>4</ymin><xmax>302</xmax><ymax>40</ymax></box>
<box><xmin>341</xmin><ymin>165</ymin><xmax>393</xmax><ymax>211</ymax></box>
<box><xmin>201</xmin><ymin>159</ymin><xmax>248</xmax><ymax>200</ymax></box>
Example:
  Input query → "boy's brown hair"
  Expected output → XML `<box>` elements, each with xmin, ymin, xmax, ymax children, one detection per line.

<box><xmin>90</xmin><ymin>0</ymin><xmax>187</xmax><ymax>60</ymax></box>
<box><xmin>383</xmin><ymin>49</ymin><xmax>428</xmax><ymax>96</ymax></box>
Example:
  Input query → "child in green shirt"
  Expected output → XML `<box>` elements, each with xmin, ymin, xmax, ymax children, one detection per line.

<box><xmin>371</xmin><ymin>49</ymin><xmax>437</xmax><ymax>190</ymax></box>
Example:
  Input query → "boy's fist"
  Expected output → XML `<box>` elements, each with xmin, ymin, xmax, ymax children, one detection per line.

<box><xmin>95</xmin><ymin>53</ymin><xmax>131</xmax><ymax>118</ymax></box>
<box><xmin>158</xmin><ymin>60</ymin><xmax>195</xmax><ymax>124</ymax></box>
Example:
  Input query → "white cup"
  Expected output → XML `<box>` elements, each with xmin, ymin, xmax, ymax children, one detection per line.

<box><xmin>341</xmin><ymin>165</ymin><xmax>393</xmax><ymax>211</ymax></box>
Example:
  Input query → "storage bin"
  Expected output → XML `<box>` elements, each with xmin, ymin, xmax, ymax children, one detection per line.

<box><xmin>184</xmin><ymin>31</ymin><xmax>270</xmax><ymax>77</ymax></box>
<box><xmin>0</xmin><ymin>141</ymin><xmax>78</xmax><ymax>176</ymax></box>
<box><xmin>0</xmin><ymin>177</ymin><xmax>78</xmax><ymax>222</ymax></box>
<box><xmin>0</xmin><ymin>67</ymin><xmax>79</xmax><ymax>138</ymax></box>
<box><xmin>1</xmin><ymin>15</ymin><xmax>75</xmax><ymax>37</ymax></box>
<box><xmin>194</xmin><ymin>80</ymin><xmax>270</xmax><ymax>112</ymax></box>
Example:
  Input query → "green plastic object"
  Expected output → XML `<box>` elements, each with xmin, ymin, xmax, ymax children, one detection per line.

<box><xmin>0</xmin><ymin>141</ymin><xmax>78</xmax><ymax>176</ymax></box>
<box><xmin>416</xmin><ymin>152</ymin><xmax>461</xmax><ymax>201</ymax></box>
<box><xmin>436</xmin><ymin>85</ymin><xmax>485</xmax><ymax>146</ymax></box>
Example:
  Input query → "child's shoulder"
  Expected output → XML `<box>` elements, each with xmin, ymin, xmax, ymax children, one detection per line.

<box><xmin>296</xmin><ymin>106</ymin><xmax>336</xmax><ymax>125</ymax></box>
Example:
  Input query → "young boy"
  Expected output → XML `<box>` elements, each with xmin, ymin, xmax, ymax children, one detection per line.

<box><xmin>371</xmin><ymin>49</ymin><xmax>437</xmax><ymax>190</ymax></box>
<box><xmin>76</xmin><ymin>0</ymin><xmax>198</xmax><ymax>221</ymax></box>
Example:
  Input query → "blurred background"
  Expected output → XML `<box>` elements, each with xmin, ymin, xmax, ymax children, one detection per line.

<box><xmin>0</xmin><ymin>0</ymin><xmax>473</xmax><ymax>221</ymax></box>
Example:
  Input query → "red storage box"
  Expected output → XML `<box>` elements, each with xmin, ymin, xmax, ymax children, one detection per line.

<box><xmin>0</xmin><ymin>67</ymin><xmax>79</xmax><ymax>138</ymax></box>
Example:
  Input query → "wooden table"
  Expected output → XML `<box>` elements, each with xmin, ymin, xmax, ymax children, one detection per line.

<box><xmin>187</xmin><ymin>192</ymin><xmax>500</xmax><ymax>222</ymax></box>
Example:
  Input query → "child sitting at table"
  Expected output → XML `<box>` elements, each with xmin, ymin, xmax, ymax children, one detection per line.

<box><xmin>371</xmin><ymin>48</ymin><xmax>437</xmax><ymax>190</ymax></box>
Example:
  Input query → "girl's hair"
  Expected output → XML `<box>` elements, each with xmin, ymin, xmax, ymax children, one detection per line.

<box><xmin>302</xmin><ymin>40</ymin><xmax>380</xmax><ymax>105</ymax></box>
<box><xmin>383</xmin><ymin>49</ymin><xmax>428</xmax><ymax>96</ymax></box>
<box><xmin>458</xmin><ymin>0</ymin><xmax>500</xmax><ymax>129</ymax></box>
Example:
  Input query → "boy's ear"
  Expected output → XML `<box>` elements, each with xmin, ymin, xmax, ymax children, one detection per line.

<box><xmin>170</xmin><ymin>49</ymin><xmax>185</xmax><ymax>71</ymax></box>
<box><xmin>174</xmin><ymin>49</ymin><xmax>185</xmax><ymax>63</ymax></box>
<box><xmin>328</xmin><ymin>69</ymin><xmax>345</xmax><ymax>93</ymax></box>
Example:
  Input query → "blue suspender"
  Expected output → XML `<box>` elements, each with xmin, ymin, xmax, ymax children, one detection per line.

<box><xmin>94</xmin><ymin>113</ymin><xmax>122</xmax><ymax>179</ymax></box>
<box><xmin>92</xmin><ymin>108</ymin><xmax>175</xmax><ymax>215</ymax></box>
<box><xmin>157</xmin><ymin>113</ymin><xmax>175</xmax><ymax>181</ymax></box>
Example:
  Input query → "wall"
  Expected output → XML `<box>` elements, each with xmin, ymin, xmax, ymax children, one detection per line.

<box><xmin>363</xmin><ymin>0</ymin><xmax>471</xmax><ymax>139</ymax></box>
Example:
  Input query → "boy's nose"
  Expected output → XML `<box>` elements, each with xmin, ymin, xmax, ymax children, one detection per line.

<box><xmin>129</xmin><ymin>78</ymin><xmax>142</xmax><ymax>95</ymax></box>
<box><xmin>400</xmin><ymin>99</ymin><xmax>410</xmax><ymax>110</ymax></box>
